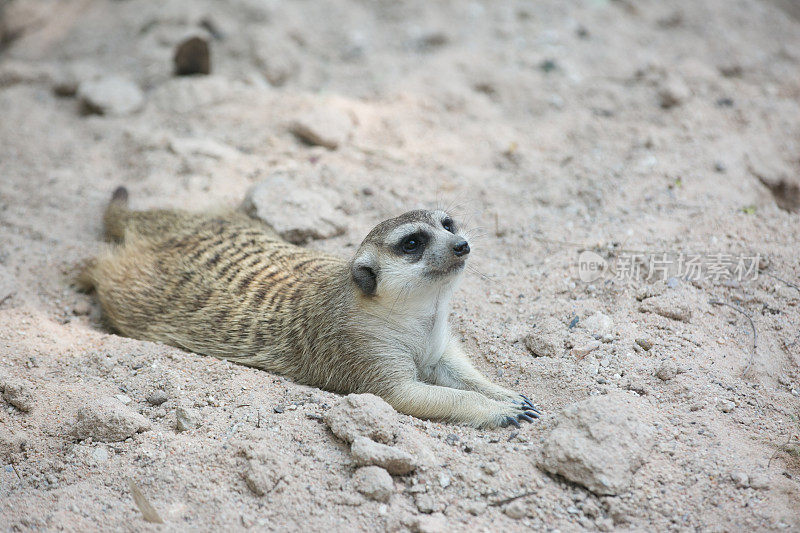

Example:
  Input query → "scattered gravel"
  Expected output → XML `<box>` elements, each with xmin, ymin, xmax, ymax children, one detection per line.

<box><xmin>350</xmin><ymin>436</ymin><xmax>416</xmax><ymax>475</ymax></box>
<box><xmin>175</xmin><ymin>406</ymin><xmax>201</xmax><ymax>432</ymax></box>
<box><xmin>658</xmin><ymin>75</ymin><xmax>691</xmax><ymax>108</ymax></box>
<box><xmin>243</xmin><ymin>172</ymin><xmax>347</xmax><ymax>244</ymax></box>
<box><xmin>323</xmin><ymin>394</ymin><xmax>399</xmax><ymax>445</ymax></box>
<box><xmin>718</xmin><ymin>400</ymin><xmax>735</xmax><ymax>413</ymax></box>
<box><xmin>580</xmin><ymin>312</ymin><xmax>614</xmax><ymax>337</ymax></box>
<box><xmin>638</xmin><ymin>295</ymin><xmax>693</xmax><ymax>322</ymax></box>
<box><xmin>353</xmin><ymin>466</ymin><xmax>393</xmax><ymax>502</ymax></box>
<box><xmin>243</xmin><ymin>458</ymin><xmax>287</xmax><ymax>496</ymax></box>
<box><xmin>635</xmin><ymin>338</ymin><xmax>654</xmax><ymax>351</ymax></box>
<box><xmin>1</xmin><ymin>378</ymin><xmax>34</xmax><ymax>412</ymax></box>
<box><xmin>572</xmin><ymin>340</ymin><xmax>601</xmax><ymax>358</ymax></box>
<box><xmin>70</xmin><ymin>397</ymin><xmax>151</xmax><ymax>442</ymax></box>
<box><xmin>503</xmin><ymin>500</ymin><xmax>527</xmax><ymax>519</ymax></box>
<box><xmin>289</xmin><ymin>106</ymin><xmax>352</xmax><ymax>149</ymax></box>
<box><xmin>174</xmin><ymin>36</ymin><xmax>210</xmax><ymax>76</ymax></box>
<box><xmin>146</xmin><ymin>390</ymin><xmax>168</xmax><ymax>406</ymax></box>
<box><xmin>539</xmin><ymin>393</ymin><xmax>655</xmax><ymax>495</ymax></box>
<box><xmin>77</xmin><ymin>76</ymin><xmax>144</xmax><ymax>116</ymax></box>
<box><xmin>655</xmin><ymin>360</ymin><xmax>678</xmax><ymax>381</ymax></box>
<box><xmin>523</xmin><ymin>317</ymin><xmax>565</xmax><ymax>358</ymax></box>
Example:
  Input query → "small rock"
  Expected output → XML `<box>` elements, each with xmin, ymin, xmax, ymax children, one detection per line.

<box><xmin>572</xmin><ymin>341</ymin><xmax>601</xmax><ymax>358</ymax></box>
<box><xmin>350</xmin><ymin>436</ymin><xmax>416</xmax><ymax>475</ymax></box>
<box><xmin>461</xmin><ymin>501</ymin><xmax>487</xmax><ymax>516</ymax></box>
<box><xmin>174</xmin><ymin>36</ymin><xmax>210</xmax><ymax>76</ymax></box>
<box><xmin>638</xmin><ymin>295</ymin><xmax>692</xmax><ymax>322</ymax></box>
<box><xmin>596</xmin><ymin>517</ymin><xmax>615</xmax><ymax>532</ymax></box>
<box><xmin>655</xmin><ymin>361</ymin><xmax>678</xmax><ymax>381</ymax></box>
<box><xmin>51</xmin><ymin>62</ymin><xmax>100</xmax><ymax>97</ymax></box>
<box><xmin>323</xmin><ymin>394</ymin><xmax>399</xmax><ymax>444</ymax></box>
<box><xmin>353</xmin><ymin>466</ymin><xmax>393</xmax><ymax>502</ymax></box>
<box><xmin>0</xmin><ymin>427</ymin><xmax>27</xmax><ymax>462</ymax></box>
<box><xmin>243</xmin><ymin>457</ymin><xmax>288</xmax><ymax>496</ymax></box>
<box><xmin>169</xmin><ymin>137</ymin><xmax>240</xmax><ymax>160</ymax></box>
<box><xmin>1</xmin><ymin>378</ymin><xmax>34</xmax><ymax>412</ymax></box>
<box><xmin>437</xmin><ymin>472</ymin><xmax>450</xmax><ymax>488</ymax></box>
<box><xmin>243</xmin><ymin>173</ymin><xmax>347</xmax><ymax>245</ymax></box>
<box><xmin>1</xmin><ymin>464</ymin><xmax>22</xmax><ymax>490</ymax></box>
<box><xmin>730</xmin><ymin>471</ymin><xmax>749</xmax><ymax>488</ymax></box>
<box><xmin>175</xmin><ymin>406</ymin><xmax>201</xmax><ymax>432</ymax></box>
<box><xmin>539</xmin><ymin>393</ymin><xmax>654</xmax><ymax>495</ymax></box>
<box><xmin>635</xmin><ymin>284</ymin><xmax>665</xmax><ymax>301</ymax></box>
<box><xmin>658</xmin><ymin>75</ymin><xmax>690</xmax><ymax>108</ymax></box>
<box><xmin>523</xmin><ymin>317</ymin><xmax>565</xmax><ymax>358</ymax></box>
<box><xmin>481</xmin><ymin>463</ymin><xmax>500</xmax><ymax>476</ymax></box>
<box><xmin>72</xmin><ymin>301</ymin><xmax>92</xmax><ymax>316</ymax></box>
<box><xmin>635</xmin><ymin>338</ymin><xmax>653</xmax><ymax>351</ymax></box>
<box><xmin>289</xmin><ymin>106</ymin><xmax>352</xmax><ymax>149</ymax></box>
<box><xmin>250</xmin><ymin>34</ymin><xmax>300</xmax><ymax>86</ymax></box>
<box><xmin>91</xmin><ymin>446</ymin><xmax>110</xmax><ymax>463</ymax></box>
<box><xmin>718</xmin><ymin>400</ymin><xmax>735</xmax><ymax>413</ymax></box>
<box><xmin>70</xmin><ymin>397</ymin><xmax>151</xmax><ymax>442</ymax></box>
<box><xmin>581</xmin><ymin>312</ymin><xmax>614</xmax><ymax>337</ymax></box>
<box><xmin>114</xmin><ymin>394</ymin><xmax>132</xmax><ymax>405</ymax></box>
<box><xmin>444</xmin><ymin>433</ymin><xmax>459</xmax><ymax>446</ymax></box>
<box><xmin>78</xmin><ymin>76</ymin><xmax>144</xmax><ymax>116</ymax></box>
<box><xmin>749</xmin><ymin>472</ymin><xmax>770</xmax><ymax>490</ymax></box>
<box><xmin>414</xmin><ymin>492</ymin><xmax>439</xmax><ymax>513</ymax></box>
<box><xmin>625</xmin><ymin>379</ymin><xmax>649</xmax><ymax>395</ymax></box>
<box><xmin>410</xmin><ymin>513</ymin><xmax>448</xmax><ymax>533</ymax></box>
<box><xmin>146</xmin><ymin>390</ymin><xmax>168</xmax><ymax>406</ymax></box>
<box><xmin>503</xmin><ymin>500</ymin><xmax>526</xmax><ymax>519</ymax></box>
<box><xmin>714</xmin><ymin>161</ymin><xmax>727</xmax><ymax>173</ymax></box>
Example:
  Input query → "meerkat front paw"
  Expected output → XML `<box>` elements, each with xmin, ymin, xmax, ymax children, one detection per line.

<box><xmin>487</xmin><ymin>400</ymin><xmax>541</xmax><ymax>429</ymax></box>
<box><xmin>482</xmin><ymin>388</ymin><xmax>542</xmax><ymax>417</ymax></box>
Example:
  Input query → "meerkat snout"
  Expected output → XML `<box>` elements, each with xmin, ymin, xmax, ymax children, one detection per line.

<box><xmin>452</xmin><ymin>240</ymin><xmax>470</xmax><ymax>257</ymax></box>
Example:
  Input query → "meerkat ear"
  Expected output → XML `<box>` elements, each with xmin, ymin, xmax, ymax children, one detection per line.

<box><xmin>352</xmin><ymin>254</ymin><xmax>378</xmax><ymax>296</ymax></box>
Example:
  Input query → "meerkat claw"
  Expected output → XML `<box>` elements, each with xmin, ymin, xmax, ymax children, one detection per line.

<box><xmin>517</xmin><ymin>397</ymin><xmax>536</xmax><ymax>411</ymax></box>
<box><xmin>519</xmin><ymin>395</ymin><xmax>541</xmax><ymax>414</ymax></box>
<box><xmin>501</xmin><ymin>416</ymin><xmax>521</xmax><ymax>428</ymax></box>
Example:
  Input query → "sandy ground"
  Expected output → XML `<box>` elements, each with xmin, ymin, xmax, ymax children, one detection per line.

<box><xmin>1</xmin><ymin>0</ymin><xmax>800</xmax><ymax>531</ymax></box>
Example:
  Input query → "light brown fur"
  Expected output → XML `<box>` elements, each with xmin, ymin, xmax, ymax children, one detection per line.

<box><xmin>82</xmin><ymin>188</ymin><xmax>540</xmax><ymax>428</ymax></box>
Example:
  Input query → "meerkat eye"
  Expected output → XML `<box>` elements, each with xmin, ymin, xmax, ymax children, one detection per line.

<box><xmin>398</xmin><ymin>232</ymin><xmax>427</xmax><ymax>255</ymax></box>
<box><xmin>442</xmin><ymin>217</ymin><xmax>455</xmax><ymax>233</ymax></box>
<box><xmin>402</xmin><ymin>236</ymin><xmax>420</xmax><ymax>253</ymax></box>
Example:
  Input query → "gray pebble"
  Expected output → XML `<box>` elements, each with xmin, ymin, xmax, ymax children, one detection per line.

<box><xmin>635</xmin><ymin>338</ymin><xmax>653</xmax><ymax>351</ymax></box>
<box><xmin>656</xmin><ymin>361</ymin><xmax>678</xmax><ymax>381</ymax></box>
<box><xmin>146</xmin><ymin>390</ymin><xmax>168</xmax><ymax>406</ymax></box>
<box><xmin>176</xmin><ymin>406</ymin><xmax>201</xmax><ymax>432</ymax></box>
<box><xmin>718</xmin><ymin>400</ymin><xmax>735</xmax><ymax>413</ymax></box>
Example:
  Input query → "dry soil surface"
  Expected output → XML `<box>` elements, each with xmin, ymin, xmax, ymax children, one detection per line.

<box><xmin>1</xmin><ymin>0</ymin><xmax>800</xmax><ymax>531</ymax></box>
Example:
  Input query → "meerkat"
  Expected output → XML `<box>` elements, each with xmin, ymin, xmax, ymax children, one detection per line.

<box><xmin>81</xmin><ymin>187</ymin><xmax>540</xmax><ymax>428</ymax></box>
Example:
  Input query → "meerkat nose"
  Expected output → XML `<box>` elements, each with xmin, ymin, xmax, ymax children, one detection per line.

<box><xmin>452</xmin><ymin>240</ymin><xmax>470</xmax><ymax>257</ymax></box>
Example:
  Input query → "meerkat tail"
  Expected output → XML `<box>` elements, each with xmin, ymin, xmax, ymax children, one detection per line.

<box><xmin>103</xmin><ymin>186</ymin><xmax>131</xmax><ymax>243</ymax></box>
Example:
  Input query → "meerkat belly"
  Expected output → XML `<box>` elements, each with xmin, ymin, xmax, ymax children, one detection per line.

<box><xmin>90</xmin><ymin>218</ymin><xmax>345</xmax><ymax>366</ymax></box>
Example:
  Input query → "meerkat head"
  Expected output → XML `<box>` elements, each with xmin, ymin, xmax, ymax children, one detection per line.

<box><xmin>350</xmin><ymin>210</ymin><xmax>470</xmax><ymax>301</ymax></box>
